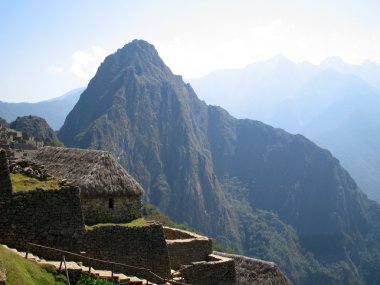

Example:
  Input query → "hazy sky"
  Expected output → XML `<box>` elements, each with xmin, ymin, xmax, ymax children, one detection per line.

<box><xmin>1</xmin><ymin>0</ymin><xmax>380</xmax><ymax>102</ymax></box>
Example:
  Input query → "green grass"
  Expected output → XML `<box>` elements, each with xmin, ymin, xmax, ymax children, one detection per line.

<box><xmin>10</xmin><ymin>173</ymin><xmax>61</xmax><ymax>192</ymax></box>
<box><xmin>86</xmin><ymin>218</ymin><xmax>148</xmax><ymax>230</ymax></box>
<box><xmin>0</xmin><ymin>245</ymin><xmax>66</xmax><ymax>285</ymax></box>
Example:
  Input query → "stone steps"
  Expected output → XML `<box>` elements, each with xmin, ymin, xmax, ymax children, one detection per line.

<box><xmin>1</xmin><ymin>245</ymin><xmax>156</xmax><ymax>285</ymax></box>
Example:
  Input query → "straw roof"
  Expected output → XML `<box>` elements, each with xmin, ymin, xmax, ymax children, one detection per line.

<box><xmin>215</xmin><ymin>252</ymin><xmax>293</xmax><ymax>285</ymax></box>
<box><xmin>33</xmin><ymin>146</ymin><xmax>143</xmax><ymax>197</ymax></box>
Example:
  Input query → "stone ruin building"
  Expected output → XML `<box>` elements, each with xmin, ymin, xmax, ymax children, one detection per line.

<box><xmin>32</xmin><ymin>146</ymin><xmax>143</xmax><ymax>225</ymax></box>
<box><xmin>0</xmin><ymin>148</ymin><xmax>239</xmax><ymax>284</ymax></box>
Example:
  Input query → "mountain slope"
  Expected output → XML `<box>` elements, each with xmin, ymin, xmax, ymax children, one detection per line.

<box><xmin>0</xmin><ymin>117</ymin><xmax>8</xmax><ymax>128</ymax></box>
<box><xmin>10</xmin><ymin>115</ymin><xmax>61</xmax><ymax>145</ymax></box>
<box><xmin>59</xmin><ymin>40</ymin><xmax>380</xmax><ymax>284</ymax></box>
<box><xmin>0</xmin><ymin>87</ymin><xmax>84</xmax><ymax>130</ymax></box>
<box><xmin>269</xmin><ymin>70</ymin><xmax>380</xmax><ymax>202</ymax></box>
<box><xmin>59</xmin><ymin>40</ymin><xmax>241</xmax><ymax>249</ymax></box>
<box><xmin>189</xmin><ymin>58</ymin><xmax>380</xmax><ymax>203</ymax></box>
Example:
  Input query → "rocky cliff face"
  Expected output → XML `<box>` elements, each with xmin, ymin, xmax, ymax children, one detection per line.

<box><xmin>59</xmin><ymin>40</ymin><xmax>380</xmax><ymax>285</ymax></box>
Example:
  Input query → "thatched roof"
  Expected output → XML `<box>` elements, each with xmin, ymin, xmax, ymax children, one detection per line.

<box><xmin>214</xmin><ymin>252</ymin><xmax>293</xmax><ymax>285</ymax></box>
<box><xmin>33</xmin><ymin>146</ymin><xmax>143</xmax><ymax>197</ymax></box>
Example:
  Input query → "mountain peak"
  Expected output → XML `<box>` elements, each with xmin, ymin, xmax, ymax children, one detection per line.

<box><xmin>96</xmin><ymin>39</ymin><xmax>172</xmax><ymax>82</ymax></box>
<box><xmin>117</xmin><ymin>39</ymin><xmax>158</xmax><ymax>58</ymax></box>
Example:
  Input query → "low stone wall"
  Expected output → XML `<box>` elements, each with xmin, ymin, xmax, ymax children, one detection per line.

<box><xmin>0</xmin><ymin>150</ymin><xmax>12</xmax><ymax>197</ymax></box>
<box><xmin>82</xmin><ymin>224</ymin><xmax>170</xmax><ymax>281</ymax></box>
<box><xmin>81</xmin><ymin>196</ymin><xmax>141</xmax><ymax>225</ymax></box>
<box><xmin>163</xmin><ymin>227</ymin><xmax>197</xmax><ymax>240</ymax></box>
<box><xmin>215</xmin><ymin>252</ymin><xmax>292</xmax><ymax>285</ymax></box>
<box><xmin>163</xmin><ymin>227</ymin><xmax>212</xmax><ymax>270</ymax></box>
<box><xmin>179</xmin><ymin>254</ymin><xmax>236</xmax><ymax>285</ymax></box>
<box><xmin>0</xmin><ymin>186</ymin><xmax>85</xmax><ymax>257</ymax></box>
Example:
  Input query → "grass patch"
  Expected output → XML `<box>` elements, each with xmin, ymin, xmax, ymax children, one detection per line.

<box><xmin>86</xmin><ymin>218</ymin><xmax>148</xmax><ymax>230</ymax></box>
<box><xmin>10</xmin><ymin>173</ymin><xmax>60</xmax><ymax>192</ymax></box>
<box><xmin>0</xmin><ymin>245</ymin><xmax>66</xmax><ymax>285</ymax></box>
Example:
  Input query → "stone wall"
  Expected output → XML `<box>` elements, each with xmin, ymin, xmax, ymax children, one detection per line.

<box><xmin>82</xmin><ymin>224</ymin><xmax>170</xmax><ymax>281</ymax></box>
<box><xmin>215</xmin><ymin>252</ymin><xmax>292</xmax><ymax>285</ymax></box>
<box><xmin>0</xmin><ymin>186</ymin><xmax>85</xmax><ymax>257</ymax></box>
<box><xmin>81</xmin><ymin>196</ymin><xmax>141</xmax><ymax>225</ymax></box>
<box><xmin>179</xmin><ymin>254</ymin><xmax>236</xmax><ymax>285</ymax></box>
<box><xmin>0</xmin><ymin>150</ymin><xmax>12</xmax><ymax>197</ymax></box>
<box><xmin>163</xmin><ymin>226</ymin><xmax>197</xmax><ymax>239</ymax></box>
<box><xmin>164</xmin><ymin>227</ymin><xmax>212</xmax><ymax>270</ymax></box>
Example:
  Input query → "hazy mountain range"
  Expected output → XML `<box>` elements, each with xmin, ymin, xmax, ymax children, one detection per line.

<box><xmin>189</xmin><ymin>56</ymin><xmax>380</xmax><ymax>202</ymax></box>
<box><xmin>0</xmin><ymin>87</ymin><xmax>84</xmax><ymax>130</ymax></box>
<box><xmin>58</xmin><ymin>40</ymin><xmax>380</xmax><ymax>285</ymax></box>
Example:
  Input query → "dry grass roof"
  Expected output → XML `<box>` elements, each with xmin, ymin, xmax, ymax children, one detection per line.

<box><xmin>33</xmin><ymin>146</ymin><xmax>143</xmax><ymax>197</ymax></box>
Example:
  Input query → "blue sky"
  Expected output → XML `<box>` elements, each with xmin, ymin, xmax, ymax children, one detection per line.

<box><xmin>1</xmin><ymin>0</ymin><xmax>380</xmax><ymax>102</ymax></box>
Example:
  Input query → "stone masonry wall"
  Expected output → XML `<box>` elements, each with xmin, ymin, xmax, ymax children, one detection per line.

<box><xmin>163</xmin><ymin>226</ymin><xmax>196</xmax><ymax>239</ymax></box>
<box><xmin>0</xmin><ymin>150</ymin><xmax>12</xmax><ymax>197</ymax></box>
<box><xmin>0</xmin><ymin>187</ymin><xmax>171</xmax><ymax>281</ymax></box>
<box><xmin>0</xmin><ymin>186</ymin><xmax>85</xmax><ymax>257</ymax></box>
<box><xmin>82</xmin><ymin>224</ymin><xmax>170</xmax><ymax>281</ymax></box>
<box><xmin>179</xmin><ymin>254</ymin><xmax>236</xmax><ymax>285</ymax></box>
<box><xmin>81</xmin><ymin>196</ymin><xmax>141</xmax><ymax>225</ymax></box>
<box><xmin>163</xmin><ymin>227</ymin><xmax>212</xmax><ymax>270</ymax></box>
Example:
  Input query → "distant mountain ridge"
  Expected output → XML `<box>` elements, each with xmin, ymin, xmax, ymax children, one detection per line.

<box><xmin>189</xmin><ymin>57</ymin><xmax>380</xmax><ymax>202</ymax></box>
<box><xmin>0</xmin><ymin>87</ymin><xmax>84</xmax><ymax>130</ymax></box>
<box><xmin>320</xmin><ymin>56</ymin><xmax>380</xmax><ymax>90</ymax></box>
<box><xmin>59</xmin><ymin>40</ymin><xmax>380</xmax><ymax>284</ymax></box>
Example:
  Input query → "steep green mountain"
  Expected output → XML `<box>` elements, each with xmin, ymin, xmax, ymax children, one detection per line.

<box><xmin>10</xmin><ymin>115</ymin><xmax>62</xmax><ymax>145</ymax></box>
<box><xmin>0</xmin><ymin>87</ymin><xmax>84</xmax><ymax>130</ymax></box>
<box><xmin>59</xmin><ymin>40</ymin><xmax>380</xmax><ymax>284</ymax></box>
<box><xmin>277</xmin><ymin>71</ymin><xmax>380</xmax><ymax>202</ymax></box>
<box><xmin>189</xmin><ymin>59</ymin><xmax>380</xmax><ymax>203</ymax></box>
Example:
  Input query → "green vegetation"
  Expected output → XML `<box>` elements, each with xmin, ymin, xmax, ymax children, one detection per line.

<box><xmin>77</xmin><ymin>275</ymin><xmax>117</xmax><ymax>285</ymax></box>
<box><xmin>86</xmin><ymin>218</ymin><xmax>147</xmax><ymax>230</ymax></box>
<box><xmin>0</xmin><ymin>245</ymin><xmax>66</xmax><ymax>285</ymax></box>
<box><xmin>142</xmin><ymin>204</ymin><xmax>194</xmax><ymax>231</ymax></box>
<box><xmin>10</xmin><ymin>115</ymin><xmax>62</xmax><ymax>145</ymax></box>
<box><xmin>10</xmin><ymin>173</ymin><xmax>60</xmax><ymax>192</ymax></box>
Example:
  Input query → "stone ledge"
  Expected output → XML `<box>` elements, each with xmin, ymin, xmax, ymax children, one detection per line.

<box><xmin>179</xmin><ymin>253</ymin><xmax>236</xmax><ymax>285</ymax></box>
<box><xmin>215</xmin><ymin>251</ymin><xmax>292</xmax><ymax>285</ymax></box>
<box><xmin>164</xmin><ymin>227</ymin><xmax>212</xmax><ymax>270</ymax></box>
<box><xmin>163</xmin><ymin>226</ymin><xmax>208</xmax><ymax>240</ymax></box>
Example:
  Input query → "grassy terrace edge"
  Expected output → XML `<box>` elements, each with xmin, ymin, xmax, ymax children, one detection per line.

<box><xmin>85</xmin><ymin>218</ymin><xmax>148</xmax><ymax>230</ymax></box>
<box><xmin>10</xmin><ymin>173</ymin><xmax>61</xmax><ymax>192</ymax></box>
<box><xmin>0</xmin><ymin>245</ymin><xmax>67</xmax><ymax>285</ymax></box>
